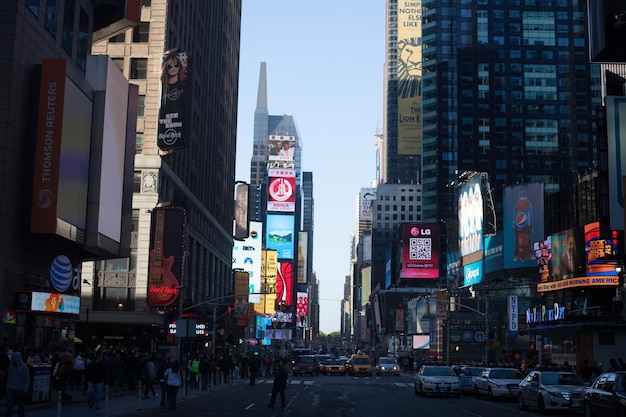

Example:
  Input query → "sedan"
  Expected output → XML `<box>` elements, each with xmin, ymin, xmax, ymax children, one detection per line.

<box><xmin>456</xmin><ymin>366</ymin><xmax>486</xmax><ymax>395</ymax></box>
<box><xmin>321</xmin><ymin>359</ymin><xmax>347</xmax><ymax>376</ymax></box>
<box><xmin>414</xmin><ymin>365</ymin><xmax>461</xmax><ymax>397</ymax></box>
<box><xmin>518</xmin><ymin>370</ymin><xmax>585</xmax><ymax>412</ymax></box>
<box><xmin>582</xmin><ymin>371</ymin><xmax>626</xmax><ymax>416</ymax></box>
<box><xmin>376</xmin><ymin>357</ymin><xmax>400</xmax><ymax>376</ymax></box>
<box><xmin>474</xmin><ymin>367</ymin><xmax>525</xmax><ymax>400</ymax></box>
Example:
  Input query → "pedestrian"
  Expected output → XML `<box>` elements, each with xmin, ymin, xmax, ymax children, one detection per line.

<box><xmin>85</xmin><ymin>353</ymin><xmax>107</xmax><ymax>410</ymax></box>
<box><xmin>267</xmin><ymin>357</ymin><xmax>289</xmax><ymax>409</ymax></box>
<box><xmin>249</xmin><ymin>352</ymin><xmax>260</xmax><ymax>385</ymax></box>
<box><xmin>156</xmin><ymin>356</ymin><xmax>171</xmax><ymax>409</ymax></box>
<box><xmin>142</xmin><ymin>355</ymin><xmax>157</xmax><ymax>399</ymax></box>
<box><xmin>5</xmin><ymin>351</ymin><xmax>30</xmax><ymax>417</ymax></box>
<box><xmin>163</xmin><ymin>360</ymin><xmax>183</xmax><ymax>411</ymax></box>
<box><xmin>579</xmin><ymin>359</ymin><xmax>593</xmax><ymax>383</ymax></box>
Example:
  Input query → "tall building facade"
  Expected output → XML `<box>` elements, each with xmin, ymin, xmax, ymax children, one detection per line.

<box><xmin>84</xmin><ymin>0</ymin><xmax>242</xmax><ymax>351</ymax></box>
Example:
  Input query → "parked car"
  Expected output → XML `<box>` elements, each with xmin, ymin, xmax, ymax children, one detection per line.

<box><xmin>320</xmin><ymin>359</ymin><xmax>347</xmax><ymax>376</ymax></box>
<box><xmin>455</xmin><ymin>365</ymin><xmax>486</xmax><ymax>395</ymax></box>
<box><xmin>582</xmin><ymin>371</ymin><xmax>626</xmax><ymax>416</ymax></box>
<box><xmin>292</xmin><ymin>354</ymin><xmax>320</xmax><ymax>376</ymax></box>
<box><xmin>349</xmin><ymin>353</ymin><xmax>372</xmax><ymax>377</ymax></box>
<box><xmin>474</xmin><ymin>367</ymin><xmax>524</xmax><ymax>400</ymax></box>
<box><xmin>518</xmin><ymin>370</ymin><xmax>585</xmax><ymax>412</ymax></box>
<box><xmin>376</xmin><ymin>357</ymin><xmax>401</xmax><ymax>376</ymax></box>
<box><xmin>414</xmin><ymin>365</ymin><xmax>461</xmax><ymax>397</ymax></box>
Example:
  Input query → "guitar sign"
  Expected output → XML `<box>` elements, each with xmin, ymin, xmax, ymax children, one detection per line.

<box><xmin>147</xmin><ymin>208</ymin><xmax>180</xmax><ymax>307</ymax></box>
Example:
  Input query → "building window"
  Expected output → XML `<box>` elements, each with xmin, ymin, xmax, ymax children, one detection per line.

<box><xmin>137</xmin><ymin>95</ymin><xmax>146</xmax><ymax>117</ymax></box>
<box><xmin>130</xmin><ymin>58</ymin><xmax>148</xmax><ymax>79</ymax></box>
<box><xmin>112</xmin><ymin>58</ymin><xmax>124</xmax><ymax>72</ymax></box>
<box><xmin>109</xmin><ymin>32</ymin><xmax>125</xmax><ymax>43</ymax></box>
<box><xmin>141</xmin><ymin>0</ymin><xmax>152</xmax><ymax>6</ymax></box>
<box><xmin>45</xmin><ymin>0</ymin><xmax>58</xmax><ymax>37</ymax></box>
<box><xmin>26</xmin><ymin>0</ymin><xmax>39</xmax><ymax>16</ymax></box>
<box><xmin>61</xmin><ymin>0</ymin><xmax>74</xmax><ymax>54</ymax></box>
<box><xmin>134</xmin><ymin>172</ymin><xmax>142</xmax><ymax>193</ymax></box>
<box><xmin>77</xmin><ymin>8</ymin><xmax>89</xmax><ymax>71</ymax></box>
<box><xmin>133</xmin><ymin>22</ymin><xmax>150</xmax><ymax>43</ymax></box>
<box><xmin>135</xmin><ymin>132</ymin><xmax>144</xmax><ymax>154</ymax></box>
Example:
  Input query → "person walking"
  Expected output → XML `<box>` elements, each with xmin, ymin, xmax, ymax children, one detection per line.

<box><xmin>267</xmin><ymin>357</ymin><xmax>289</xmax><ymax>409</ymax></box>
<box><xmin>249</xmin><ymin>352</ymin><xmax>260</xmax><ymax>385</ymax></box>
<box><xmin>5</xmin><ymin>351</ymin><xmax>30</xmax><ymax>417</ymax></box>
<box><xmin>156</xmin><ymin>356</ymin><xmax>171</xmax><ymax>409</ymax></box>
<box><xmin>85</xmin><ymin>353</ymin><xmax>107</xmax><ymax>410</ymax></box>
<box><xmin>163</xmin><ymin>360</ymin><xmax>183</xmax><ymax>411</ymax></box>
<box><xmin>142</xmin><ymin>355</ymin><xmax>157</xmax><ymax>399</ymax></box>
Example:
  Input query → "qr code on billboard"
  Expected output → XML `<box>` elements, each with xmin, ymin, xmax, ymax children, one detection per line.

<box><xmin>409</xmin><ymin>237</ymin><xmax>431</xmax><ymax>260</ymax></box>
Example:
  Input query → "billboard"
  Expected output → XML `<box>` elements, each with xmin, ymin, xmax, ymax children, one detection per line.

<box><xmin>276</xmin><ymin>260</ymin><xmax>294</xmax><ymax>308</ymax></box>
<box><xmin>31</xmin><ymin>59</ymin><xmax>92</xmax><ymax>238</ymax></box>
<box><xmin>458</xmin><ymin>177</ymin><xmax>484</xmax><ymax>264</ymax></box>
<box><xmin>268</xmin><ymin>135</ymin><xmax>295</xmax><ymax>162</ymax></box>
<box><xmin>232</xmin><ymin>221</ymin><xmax>263</xmax><ymax>303</ymax></box>
<box><xmin>256</xmin><ymin>250</ymin><xmax>277</xmax><ymax>315</ymax></box>
<box><xmin>401</xmin><ymin>223</ymin><xmax>439</xmax><ymax>279</ymax></box>
<box><xmin>267</xmin><ymin>175</ymin><xmax>296</xmax><ymax>213</ymax></box>
<box><xmin>157</xmin><ymin>48</ymin><xmax>189</xmax><ymax>151</ymax></box>
<box><xmin>503</xmin><ymin>183</ymin><xmax>545</xmax><ymax>269</ymax></box>
<box><xmin>31</xmin><ymin>292</ymin><xmax>80</xmax><ymax>315</ymax></box>
<box><xmin>551</xmin><ymin>228</ymin><xmax>585</xmax><ymax>279</ymax></box>
<box><xmin>147</xmin><ymin>206</ymin><xmax>186</xmax><ymax>307</ymax></box>
<box><xmin>585</xmin><ymin>222</ymin><xmax>619</xmax><ymax>277</ymax></box>
<box><xmin>297</xmin><ymin>231</ymin><xmax>308</xmax><ymax>284</ymax></box>
<box><xmin>397</xmin><ymin>3</ymin><xmax>422</xmax><ymax>155</ymax></box>
<box><xmin>233</xmin><ymin>270</ymin><xmax>250</xmax><ymax>327</ymax></box>
<box><xmin>266</xmin><ymin>214</ymin><xmax>294</xmax><ymax>259</ymax></box>
<box><xmin>605</xmin><ymin>97</ymin><xmax>626</xmax><ymax>230</ymax></box>
<box><xmin>588</xmin><ymin>0</ymin><xmax>626</xmax><ymax>62</ymax></box>
<box><xmin>463</xmin><ymin>260</ymin><xmax>484</xmax><ymax>287</ymax></box>
<box><xmin>359</xmin><ymin>188</ymin><xmax>376</xmax><ymax>222</ymax></box>
<box><xmin>483</xmin><ymin>233</ymin><xmax>503</xmax><ymax>274</ymax></box>
<box><xmin>296</xmin><ymin>292</ymin><xmax>308</xmax><ymax>328</ymax></box>
<box><xmin>533</xmin><ymin>237</ymin><xmax>552</xmax><ymax>282</ymax></box>
<box><xmin>234</xmin><ymin>183</ymin><xmax>249</xmax><ymax>240</ymax></box>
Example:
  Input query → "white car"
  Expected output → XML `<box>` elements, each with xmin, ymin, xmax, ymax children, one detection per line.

<box><xmin>414</xmin><ymin>365</ymin><xmax>461</xmax><ymax>397</ymax></box>
<box><xmin>518</xmin><ymin>370</ymin><xmax>585</xmax><ymax>412</ymax></box>
<box><xmin>456</xmin><ymin>365</ymin><xmax>486</xmax><ymax>395</ymax></box>
<box><xmin>474</xmin><ymin>367</ymin><xmax>525</xmax><ymax>400</ymax></box>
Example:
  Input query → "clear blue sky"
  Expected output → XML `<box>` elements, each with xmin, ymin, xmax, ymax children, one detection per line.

<box><xmin>236</xmin><ymin>1</ymin><xmax>384</xmax><ymax>334</ymax></box>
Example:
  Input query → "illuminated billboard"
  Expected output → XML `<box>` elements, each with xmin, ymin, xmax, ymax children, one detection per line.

<box><xmin>483</xmin><ymin>233</ymin><xmax>503</xmax><ymax>274</ymax></box>
<box><xmin>401</xmin><ymin>223</ymin><xmax>439</xmax><ymax>279</ymax></box>
<box><xmin>31</xmin><ymin>292</ymin><xmax>80</xmax><ymax>315</ymax></box>
<box><xmin>234</xmin><ymin>183</ymin><xmax>249</xmax><ymax>240</ymax></box>
<box><xmin>296</xmin><ymin>292</ymin><xmax>308</xmax><ymax>328</ymax></box>
<box><xmin>276</xmin><ymin>260</ymin><xmax>294</xmax><ymax>308</ymax></box>
<box><xmin>533</xmin><ymin>237</ymin><xmax>552</xmax><ymax>282</ymax></box>
<box><xmin>605</xmin><ymin>97</ymin><xmax>626</xmax><ymax>230</ymax></box>
<box><xmin>458</xmin><ymin>177</ymin><xmax>484</xmax><ymax>263</ymax></box>
<box><xmin>397</xmin><ymin>3</ymin><xmax>422</xmax><ymax>155</ymax></box>
<box><xmin>503</xmin><ymin>183</ymin><xmax>545</xmax><ymax>269</ymax></box>
<box><xmin>268</xmin><ymin>135</ymin><xmax>295</xmax><ymax>162</ymax></box>
<box><xmin>463</xmin><ymin>260</ymin><xmax>484</xmax><ymax>287</ymax></box>
<box><xmin>297</xmin><ymin>231</ymin><xmax>308</xmax><ymax>284</ymax></box>
<box><xmin>266</xmin><ymin>214</ymin><xmax>294</xmax><ymax>259</ymax></box>
<box><xmin>157</xmin><ymin>48</ymin><xmax>189</xmax><ymax>151</ymax></box>
<box><xmin>551</xmin><ymin>228</ymin><xmax>584</xmax><ymax>279</ymax></box>
<box><xmin>585</xmin><ymin>222</ymin><xmax>619</xmax><ymax>277</ymax></box>
<box><xmin>147</xmin><ymin>206</ymin><xmax>186</xmax><ymax>307</ymax></box>
<box><xmin>256</xmin><ymin>250</ymin><xmax>277</xmax><ymax>315</ymax></box>
<box><xmin>233</xmin><ymin>270</ymin><xmax>250</xmax><ymax>327</ymax></box>
<box><xmin>232</xmin><ymin>221</ymin><xmax>263</xmax><ymax>303</ymax></box>
<box><xmin>267</xmin><ymin>173</ymin><xmax>296</xmax><ymax>213</ymax></box>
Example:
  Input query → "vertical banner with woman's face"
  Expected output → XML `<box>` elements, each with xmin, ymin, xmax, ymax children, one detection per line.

<box><xmin>157</xmin><ymin>48</ymin><xmax>189</xmax><ymax>151</ymax></box>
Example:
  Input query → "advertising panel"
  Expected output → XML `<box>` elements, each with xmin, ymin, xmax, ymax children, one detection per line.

<box><xmin>267</xmin><ymin>176</ymin><xmax>296</xmax><ymax>212</ymax></box>
<box><xmin>232</xmin><ymin>221</ymin><xmax>263</xmax><ymax>303</ymax></box>
<box><xmin>551</xmin><ymin>228</ymin><xmax>585</xmax><ymax>279</ymax></box>
<box><xmin>297</xmin><ymin>231</ymin><xmax>308</xmax><ymax>284</ymax></box>
<box><xmin>401</xmin><ymin>223</ymin><xmax>439</xmax><ymax>279</ymax></box>
<box><xmin>233</xmin><ymin>270</ymin><xmax>250</xmax><ymax>327</ymax></box>
<box><xmin>359</xmin><ymin>188</ymin><xmax>376</xmax><ymax>222</ymax></box>
<box><xmin>234</xmin><ymin>183</ymin><xmax>249</xmax><ymax>240</ymax></box>
<box><xmin>255</xmin><ymin>250</ymin><xmax>277</xmax><ymax>315</ymax></box>
<box><xmin>533</xmin><ymin>237</ymin><xmax>552</xmax><ymax>282</ymax></box>
<box><xmin>268</xmin><ymin>135</ymin><xmax>295</xmax><ymax>162</ymax></box>
<box><xmin>31</xmin><ymin>292</ymin><xmax>80</xmax><ymax>314</ymax></box>
<box><xmin>483</xmin><ymin>233</ymin><xmax>503</xmax><ymax>274</ymax></box>
<box><xmin>412</xmin><ymin>334</ymin><xmax>430</xmax><ymax>350</ymax></box>
<box><xmin>276</xmin><ymin>260</ymin><xmax>294</xmax><ymax>308</ymax></box>
<box><xmin>397</xmin><ymin>3</ymin><xmax>422</xmax><ymax>155</ymax></box>
<box><xmin>458</xmin><ymin>177</ymin><xmax>484</xmax><ymax>263</ymax></box>
<box><xmin>503</xmin><ymin>183</ymin><xmax>545</xmax><ymax>269</ymax></box>
<box><xmin>585</xmin><ymin>222</ymin><xmax>619</xmax><ymax>276</ymax></box>
<box><xmin>147</xmin><ymin>207</ymin><xmax>186</xmax><ymax>307</ymax></box>
<box><xmin>266</xmin><ymin>214</ymin><xmax>294</xmax><ymax>259</ymax></box>
<box><xmin>463</xmin><ymin>260</ymin><xmax>484</xmax><ymax>287</ymax></box>
<box><xmin>157</xmin><ymin>48</ymin><xmax>189</xmax><ymax>151</ymax></box>
<box><xmin>296</xmin><ymin>292</ymin><xmax>308</xmax><ymax>327</ymax></box>
<box><xmin>31</xmin><ymin>59</ymin><xmax>92</xmax><ymax>237</ymax></box>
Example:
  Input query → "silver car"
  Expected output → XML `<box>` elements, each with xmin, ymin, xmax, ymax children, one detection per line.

<box><xmin>376</xmin><ymin>357</ymin><xmax>400</xmax><ymax>376</ymax></box>
<box><xmin>474</xmin><ymin>367</ymin><xmax>525</xmax><ymax>400</ymax></box>
<box><xmin>518</xmin><ymin>370</ymin><xmax>585</xmax><ymax>412</ymax></box>
<box><xmin>414</xmin><ymin>365</ymin><xmax>461</xmax><ymax>397</ymax></box>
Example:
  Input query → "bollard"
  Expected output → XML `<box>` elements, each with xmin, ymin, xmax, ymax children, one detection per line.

<box><xmin>57</xmin><ymin>389</ymin><xmax>62</xmax><ymax>417</ymax></box>
<box><xmin>137</xmin><ymin>380</ymin><xmax>143</xmax><ymax>411</ymax></box>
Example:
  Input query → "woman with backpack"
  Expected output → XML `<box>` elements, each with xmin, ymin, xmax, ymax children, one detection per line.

<box><xmin>162</xmin><ymin>360</ymin><xmax>183</xmax><ymax>411</ymax></box>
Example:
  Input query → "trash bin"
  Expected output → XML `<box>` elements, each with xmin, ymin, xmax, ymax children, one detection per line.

<box><xmin>27</xmin><ymin>364</ymin><xmax>52</xmax><ymax>404</ymax></box>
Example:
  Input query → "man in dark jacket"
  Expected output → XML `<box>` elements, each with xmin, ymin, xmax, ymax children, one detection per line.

<box><xmin>6</xmin><ymin>351</ymin><xmax>30</xmax><ymax>417</ymax></box>
<box><xmin>85</xmin><ymin>354</ymin><xmax>107</xmax><ymax>410</ymax></box>
<box><xmin>267</xmin><ymin>357</ymin><xmax>289</xmax><ymax>409</ymax></box>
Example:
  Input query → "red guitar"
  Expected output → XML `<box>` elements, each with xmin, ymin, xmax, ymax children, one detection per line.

<box><xmin>147</xmin><ymin>209</ymin><xmax>179</xmax><ymax>307</ymax></box>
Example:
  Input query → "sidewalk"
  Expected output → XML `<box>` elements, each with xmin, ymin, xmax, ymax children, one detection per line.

<box><xmin>1</xmin><ymin>379</ymin><xmax>243</xmax><ymax>417</ymax></box>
